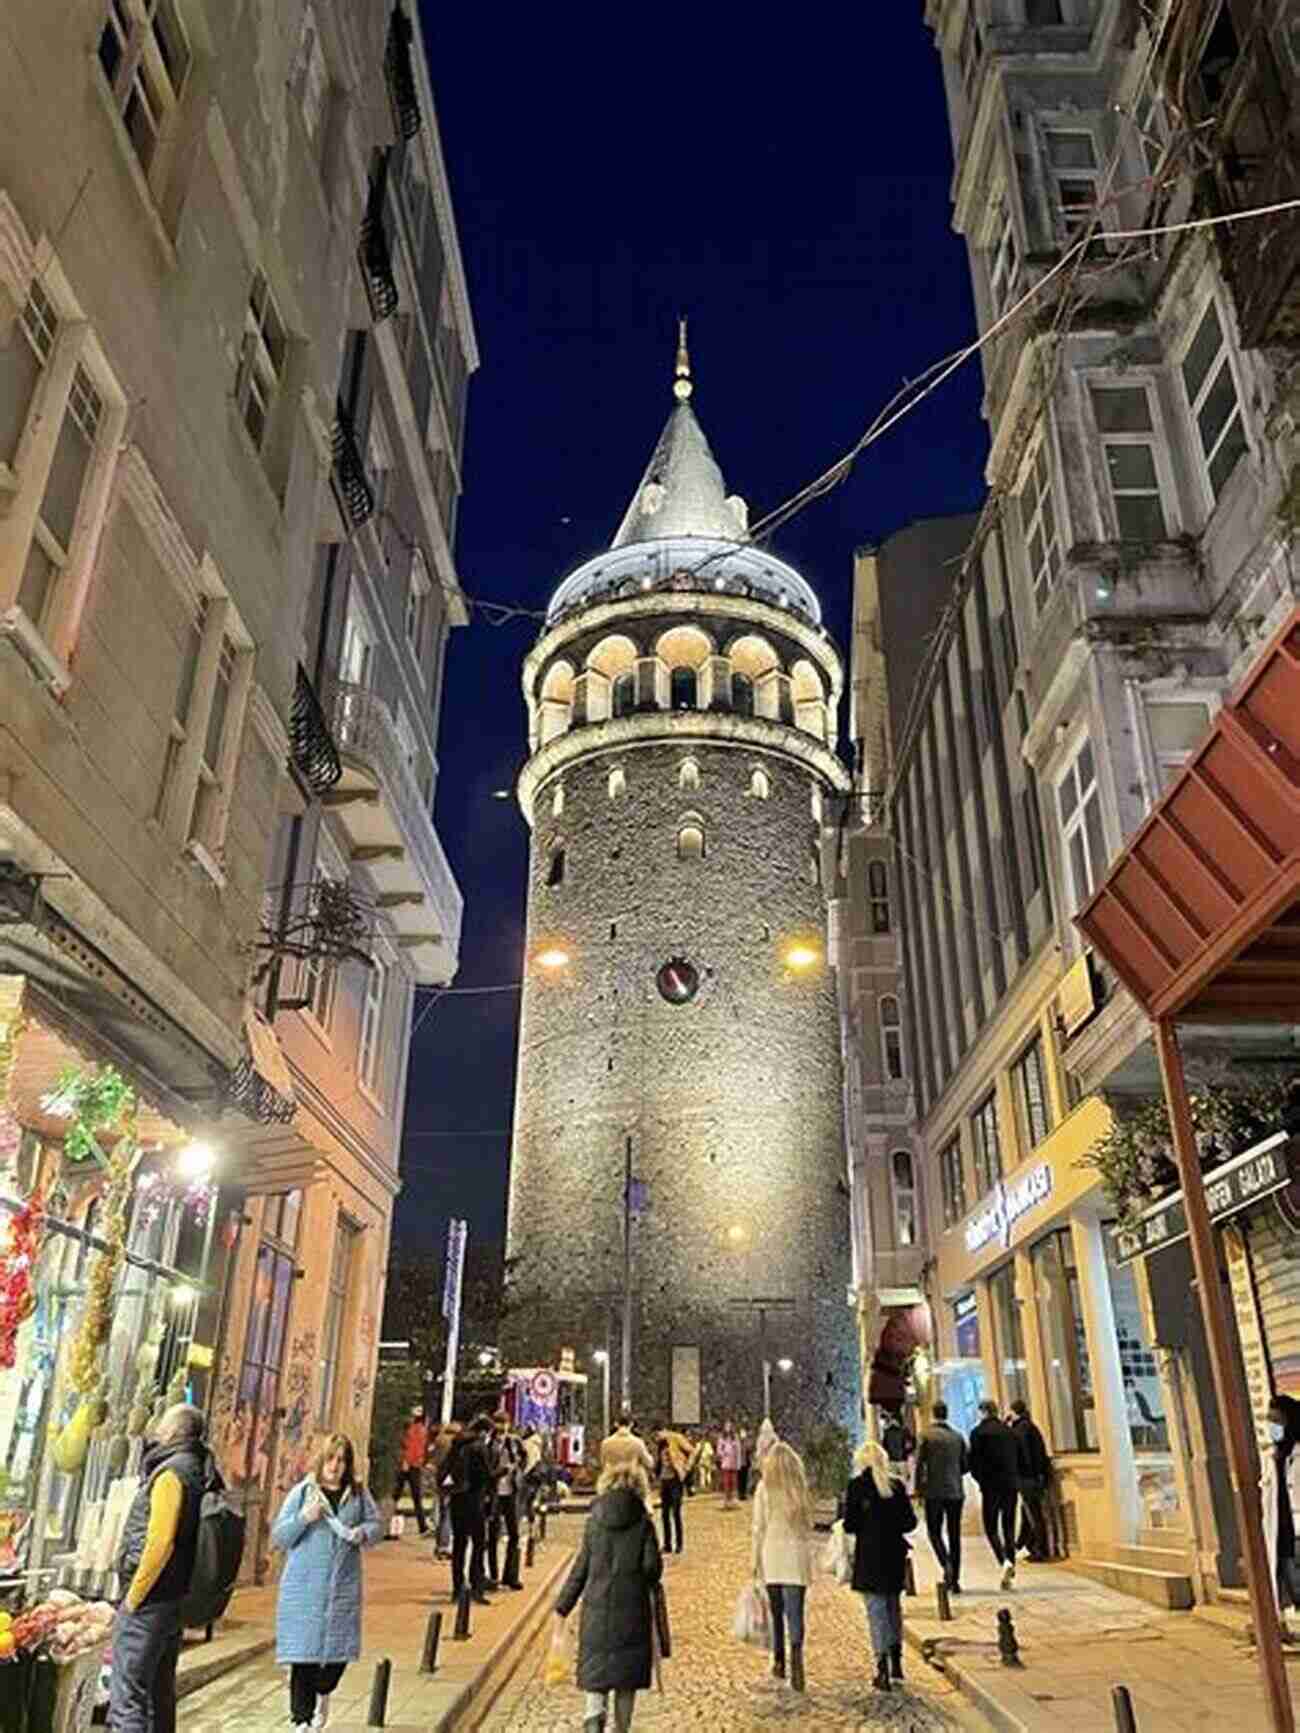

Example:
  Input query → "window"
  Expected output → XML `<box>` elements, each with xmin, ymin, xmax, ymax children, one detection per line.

<box><xmin>340</xmin><ymin>606</ymin><xmax>374</xmax><ymax>690</ymax></box>
<box><xmin>1105</xmin><ymin>1232</ymin><xmax>1173</xmax><ymax>1469</ymax></box>
<box><xmin>677</xmin><ymin>822</ymin><xmax>705</xmax><ymax>862</ymax></box>
<box><xmin>749</xmin><ymin>767</ymin><xmax>770</xmax><ymax>800</ymax></box>
<box><xmin>680</xmin><ymin>758</ymin><xmax>701</xmax><ymax>791</ymax></box>
<box><xmin>607</xmin><ymin>766</ymin><xmax>626</xmax><ymax>800</ymax></box>
<box><xmin>939</xmin><ymin>1137</ymin><xmax>967</xmax><ymax>1229</ymax></box>
<box><xmin>546</xmin><ymin>847</ymin><xmax>565</xmax><ymax>887</ymax></box>
<box><xmin>670</xmin><ymin>667</ymin><xmax>697</xmax><ymax>710</ymax></box>
<box><xmin>988</xmin><ymin>1263</ymin><xmax>1029</xmax><ymax>1409</ymax></box>
<box><xmin>1032</xmin><ymin>1228</ymin><xmax>1096</xmax><ymax>1451</ymax></box>
<box><xmin>1090</xmin><ymin>385</ymin><xmax>1169</xmax><ymax>540</ymax></box>
<box><xmin>880</xmin><ymin>995</ymin><xmax>905</xmax><ymax>1082</ymax></box>
<box><xmin>318</xmin><ymin>1216</ymin><xmax>359</xmax><ymax>1427</ymax></box>
<box><xmin>551</xmin><ymin>783</ymin><xmax>565</xmax><ymax>818</ymax></box>
<box><xmin>988</xmin><ymin>189</ymin><xmax>1021</xmax><ymax>318</ymax></box>
<box><xmin>1144</xmin><ymin>697</ymin><xmax>1211</xmax><ymax>793</ymax></box>
<box><xmin>97</xmin><ymin>0</ymin><xmax>191</xmax><ymax>179</ymax></box>
<box><xmin>404</xmin><ymin>552</ymin><xmax>430</xmax><ymax>661</ymax></box>
<box><xmin>809</xmin><ymin>841</ymin><xmax>822</xmax><ymax>888</ymax></box>
<box><xmin>1056</xmin><ymin>735</ymin><xmax>1107</xmax><ymax>913</ymax></box>
<box><xmin>157</xmin><ymin>591</ymin><xmax>252</xmax><ymax>861</ymax></box>
<box><xmin>732</xmin><ymin>672</ymin><xmax>755</xmax><ymax>718</ymax></box>
<box><xmin>891</xmin><ymin>1150</ymin><xmax>918</xmax><ymax>1247</ymax></box>
<box><xmin>971</xmin><ymin>1091</ymin><xmax>1003</xmax><ymax>1196</ymax></box>
<box><xmin>868</xmin><ymin>860</ymin><xmax>890</xmax><ymax>933</ymax></box>
<box><xmin>1180</xmin><ymin>298</ymin><xmax>1248</xmax><ymax>505</ymax></box>
<box><xmin>1018</xmin><ymin>441</ymin><xmax>1062</xmax><ymax>612</ymax></box>
<box><xmin>1011</xmin><ymin>1033</ymin><xmax>1052</xmax><ymax>1153</ymax></box>
<box><xmin>236</xmin><ymin>271</ymin><xmax>288</xmax><ymax>455</ymax></box>
<box><xmin>300</xmin><ymin>844</ymin><xmax>342</xmax><ymax>1031</ymax></box>
<box><xmin>235</xmin><ymin>1189</ymin><xmax>301</xmax><ymax>1491</ymax></box>
<box><xmin>1020</xmin><ymin>780</ymin><xmax>1047</xmax><ymax>899</ymax></box>
<box><xmin>1043</xmin><ymin>129</ymin><xmax>1104</xmax><ymax>244</ymax></box>
<box><xmin>1026</xmin><ymin>0</ymin><xmax>1063</xmax><ymax>21</ymax></box>
<box><xmin>358</xmin><ymin>944</ymin><xmax>389</xmax><ymax>1095</ymax></box>
<box><xmin>612</xmin><ymin>672</ymin><xmax>635</xmax><ymax>719</ymax></box>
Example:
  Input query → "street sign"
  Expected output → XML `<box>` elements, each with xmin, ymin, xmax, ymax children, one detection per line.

<box><xmin>1113</xmin><ymin>1133</ymin><xmax>1297</xmax><ymax>1264</ymax></box>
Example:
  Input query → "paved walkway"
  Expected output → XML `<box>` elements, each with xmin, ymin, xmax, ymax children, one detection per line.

<box><xmin>906</xmin><ymin>1525</ymin><xmax>1300</xmax><ymax>1731</ymax></box>
<box><xmin>481</xmin><ymin>1496</ymin><xmax>970</xmax><ymax>1730</ymax></box>
<box><xmin>177</xmin><ymin>1517</ymin><xmax>573</xmax><ymax>1731</ymax></box>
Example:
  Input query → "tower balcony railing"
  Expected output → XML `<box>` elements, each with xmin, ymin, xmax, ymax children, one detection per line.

<box><xmin>324</xmin><ymin>677</ymin><xmax>462</xmax><ymax>983</ymax></box>
<box><xmin>330</xmin><ymin>400</ymin><xmax>375</xmax><ymax>533</ymax></box>
<box><xmin>289</xmin><ymin>663</ymin><xmax>342</xmax><ymax>797</ymax></box>
<box><xmin>359</xmin><ymin>150</ymin><xmax>400</xmax><ymax>325</ymax></box>
<box><xmin>385</xmin><ymin>3</ymin><xmax>421</xmax><ymax>140</ymax></box>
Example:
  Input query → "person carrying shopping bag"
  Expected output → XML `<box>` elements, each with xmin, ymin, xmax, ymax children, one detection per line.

<box><xmin>750</xmin><ymin>1440</ymin><xmax>814</xmax><ymax>1693</ymax></box>
<box><xmin>843</xmin><ymin>1439</ymin><xmax>917</xmax><ymax>1694</ymax></box>
<box><xmin>272</xmin><ymin>1432</ymin><xmax>382</xmax><ymax>1731</ymax></box>
<box><xmin>717</xmin><ymin>1422</ymin><xmax>741</xmax><ymax>1508</ymax></box>
<box><xmin>554</xmin><ymin>1460</ymin><xmax>663</xmax><ymax>1733</ymax></box>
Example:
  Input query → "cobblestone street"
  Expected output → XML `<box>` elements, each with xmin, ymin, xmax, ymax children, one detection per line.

<box><xmin>481</xmin><ymin>1497</ymin><xmax>967</xmax><ymax>1730</ymax></box>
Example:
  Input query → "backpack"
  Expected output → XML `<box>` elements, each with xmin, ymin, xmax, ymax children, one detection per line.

<box><xmin>180</xmin><ymin>1484</ymin><xmax>246</xmax><ymax>1629</ymax></box>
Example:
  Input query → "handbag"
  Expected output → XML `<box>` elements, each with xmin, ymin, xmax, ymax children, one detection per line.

<box><xmin>731</xmin><ymin>1581</ymin><xmax>770</xmax><ymax>1648</ymax></box>
<box><xmin>652</xmin><ymin>1582</ymin><xmax>672</xmax><ymax>1660</ymax></box>
<box><xmin>820</xmin><ymin>1519</ymin><xmax>853</xmax><ymax>1585</ymax></box>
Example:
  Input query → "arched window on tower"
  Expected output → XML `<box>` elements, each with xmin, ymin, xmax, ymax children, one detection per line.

<box><xmin>809</xmin><ymin>840</ymin><xmax>822</xmax><ymax>887</ymax></box>
<box><xmin>880</xmin><ymin>994</ymin><xmax>905</xmax><ymax>1081</ymax></box>
<box><xmin>869</xmin><ymin>860</ymin><xmax>891</xmax><ymax>933</ymax></box>
<box><xmin>749</xmin><ymin>767</ymin><xmax>770</xmax><ymax>800</ymax></box>
<box><xmin>551</xmin><ymin>783</ymin><xmax>565</xmax><ymax>819</ymax></box>
<box><xmin>608</xmin><ymin>766</ymin><xmax>626</xmax><ymax>800</ymax></box>
<box><xmin>732</xmin><ymin>673</ymin><xmax>755</xmax><ymax>719</ymax></box>
<box><xmin>679</xmin><ymin>758</ymin><xmax>700</xmax><ymax>792</ymax></box>
<box><xmin>670</xmin><ymin>667</ymin><xmax>697</xmax><ymax>710</ymax></box>
<box><xmin>677</xmin><ymin>820</ymin><xmax>705</xmax><ymax>861</ymax></box>
<box><xmin>546</xmin><ymin>846</ymin><xmax>566</xmax><ymax>888</ymax></box>
<box><xmin>612</xmin><ymin>671</ymin><xmax>635</xmax><ymax>718</ymax></box>
<box><xmin>891</xmin><ymin>1148</ymin><xmax>918</xmax><ymax>1247</ymax></box>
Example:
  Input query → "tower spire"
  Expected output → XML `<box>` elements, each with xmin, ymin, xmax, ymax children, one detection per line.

<box><xmin>673</xmin><ymin>315</ymin><xmax>692</xmax><ymax>402</ymax></box>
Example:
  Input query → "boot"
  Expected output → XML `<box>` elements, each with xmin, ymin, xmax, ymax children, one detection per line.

<box><xmin>582</xmin><ymin>1717</ymin><xmax>606</xmax><ymax>1733</ymax></box>
<box><xmin>790</xmin><ymin>1644</ymin><xmax>805</xmax><ymax>1693</ymax></box>
<box><xmin>771</xmin><ymin>1626</ymin><xmax>786</xmax><ymax>1680</ymax></box>
<box><xmin>873</xmin><ymin>1654</ymin><xmax>891</xmax><ymax>1692</ymax></box>
<box><xmin>889</xmin><ymin>1642</ymin><xmax>903</xmax><ymax>1682</ymax></box>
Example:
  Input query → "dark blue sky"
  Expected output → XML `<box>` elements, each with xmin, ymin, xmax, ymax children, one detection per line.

<box><xmin>397</xmin><ymin>9</ymin><xmax>989</xmax><ymax>1255</ymax></box>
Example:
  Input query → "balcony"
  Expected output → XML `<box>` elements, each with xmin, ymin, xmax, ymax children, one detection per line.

<box><xmin>331</xmin><ymin>400</ymin><xmax>374</xmax><ymax>533</ymax></box>
<box><xmin>323</xmin><ymin>679</ymin><xmax>462</xmax><ymax>983</ymax></box>
<box><xmin>289</xmin><ymin>664</ymin><xmax>342</xmax><ymax>797</ymax></box>
<box><xmin>385</xmin><ymin>4</ymin><xmax>421</xmax><ymax>141</ymax></box>
<box><xmin>359</xmin><ymin>151</ymin><xmax>399</xmax><ymax>325</ymax></box>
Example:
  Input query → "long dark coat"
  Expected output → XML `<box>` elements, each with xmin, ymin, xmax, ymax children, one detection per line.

<box><xmin>555</xmin><ymin>1487</ymin><xmax>662</xmax><ymax>1692</ymax></box>
<box><xmin>843</xmin><ymin>1470</ymin><xmax>917</xmax><ymax>1595</ymax></box>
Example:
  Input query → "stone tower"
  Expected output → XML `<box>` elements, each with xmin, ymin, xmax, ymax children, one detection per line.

<box><xmin>505</xmin><ymin>336</ymin><xmax>858</xmax><ymax>1435</ymax></box>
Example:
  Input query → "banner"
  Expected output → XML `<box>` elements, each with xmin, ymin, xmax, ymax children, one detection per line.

<box><xmin>671</xmin><ymin>1346</ymin><xmax>701</xmax><ymax>1425</ymax></box>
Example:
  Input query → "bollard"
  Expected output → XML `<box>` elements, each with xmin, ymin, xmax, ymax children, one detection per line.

<box><xmin>996</xmin><ymin>1607</ymin><xmax>1022</xmax><ymax>1668</ymax></box>
<box><xmin>539</xmin><ymin>1509</ymin><xmax>548</xmax><ymax>1543</ymax></box>
<box><xmin>367</xmin><ymin>1658</ymin><xmax>391</xmax><ymax>1727</ymax></box>
<box><xmin>420</xmin><ymin>1611</ymin><xmax>443</xmax><ymax>1675</ymax></box>
<box><xmin>1112</xmin><ymin>1685</ymin><xmax>1138</xmax><ymax>1732</ymax></box>
<box><xmin>904</xmin><ymin>1554</ymin><xmax>917</xmax><ymax>1597</ymax></box>
<box><xmin>936</xmin><ymin>1581</ymin><xmax>953</xmax><ymax>1622</ymax></box>
<box><xmin>525</xmin><ymin>1527</ymin><xmax>536</xmax><ymax>1569</ymax></box>
<box><xmin>452</xmin><ymin>1585</ymin><xmax>472</xmax><ymax>1641</ymax></box>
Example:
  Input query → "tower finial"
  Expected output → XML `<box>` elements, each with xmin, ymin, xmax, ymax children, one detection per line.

<box><xmin>673</xmin><ymin>315</ymin><xmax>692</xmax><ymax>402</ymax></box>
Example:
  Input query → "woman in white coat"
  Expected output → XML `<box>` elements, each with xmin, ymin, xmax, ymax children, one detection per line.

<box><xmin>1262</xmin><ymin>1393</ymin><xmax>1300</xmax><ymax>1627</ymax></box>
<box><xmin>750</xmin><ymin>1440</ymin><xmax>814</xmax><ymax>1693</ymax></box>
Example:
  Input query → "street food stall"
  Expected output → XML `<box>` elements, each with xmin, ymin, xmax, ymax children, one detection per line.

<box><xmin>502</xmin><ymin>1360</ymin><xmax>589</xmax><ymax>1468</ymax></box>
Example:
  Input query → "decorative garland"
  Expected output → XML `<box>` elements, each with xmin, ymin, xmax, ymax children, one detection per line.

<box><xmin>134</xmin><ymin>1168</ymin><xmax>215</xmax><ymax>1229</ymax></box>
<box><xmin>68</xmin><ymin>1132</ymin><xmax>134</xmax><ymax>1396</ymax></box>
<box><xmin>0</xmin><ymin>1191</ymin><xmax>44</xmax><ymax>1371</ymax></box>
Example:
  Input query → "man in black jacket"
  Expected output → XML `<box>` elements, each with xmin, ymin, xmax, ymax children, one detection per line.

<box><xmin>968</xmin><ymin>1399</ymin><xmax>1021</xmax><ymax>1589</ymax></box>
<box><xmin>445</xmin><ymin>1414</ymin><xmax>494</xmax><ymax>1604</ymax></box>
<box><xmin>914</xmin><ymin>1401</ymin><xmax>968</xmax><ymax>1593</ymax></box>
<box><xmin>1010</xmin><ymin>1399</ymin><xmax>1052</xmax><ymax>1562</ymax></box>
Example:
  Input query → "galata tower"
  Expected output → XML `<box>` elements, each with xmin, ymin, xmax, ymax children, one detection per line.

<box><xmin>505</xmin><ymin>331</ymin><xmax>859</xmax><ymax>1436</ymax></box>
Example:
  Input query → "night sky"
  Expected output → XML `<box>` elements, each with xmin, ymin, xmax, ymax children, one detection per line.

<box><xmin>396</xmin><ymin>10</ymin><xmax>989</xmax><ymax>1258</ymax></box>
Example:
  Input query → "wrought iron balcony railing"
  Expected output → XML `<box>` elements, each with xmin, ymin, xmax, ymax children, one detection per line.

<box><xmin>289</xmin><ymin>663</ymin><xmax>342</xmax><ymax>797</ymax></box>
<box><xmin>385</xmin><ymin>5</ymin><xmax>421</xmax><ymax>141</ymax></box>
<box><xmin>331</xmin><ymin>400</ymin><xmax>374</xmax><ymax>532</ymax></box>
<box><xmin>359</xmin><ymin>150</ymin><xmax>399</xmax><ymax>325</ymax></box>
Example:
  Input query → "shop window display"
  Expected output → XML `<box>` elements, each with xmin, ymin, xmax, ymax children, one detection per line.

<box><xmin>942</xmin><ymin>1295</ymin><xmax>987</xmax><ymax>1439</ymax></box>
<box><xmin>988</xmin><ymin>1263</ymin><xmax>1030</xmax><ymax>1409</ymax></box>
<box><xmin>1105</xmin><ymin>1229</ymin><xmax>1182</xmax><ymax>1530</ymax></box>
<box><xmin>1032</xmin><ymin>1228</ymin><xmax>1097</xmax><ymax>1452</ymax></box>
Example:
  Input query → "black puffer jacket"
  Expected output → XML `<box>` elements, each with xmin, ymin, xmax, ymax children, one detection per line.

<box><xmin>118</xmin><ymin>1439</ymin><xmax>212</xmax><ymax>1606</ymax></box>
<box><xmin>843</xmin><ymin>1470</ymin><xmax>917</xmax><ymax>1595</ymax></box>
<box><xmin>556</xmin><ymin>1488</ymin><xmax>662</xmax><ymax>1692</ymax></box>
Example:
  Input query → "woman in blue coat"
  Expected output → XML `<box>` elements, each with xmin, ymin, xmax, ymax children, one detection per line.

<box><xmin>273</xmin><ymin>1432</ymin><xmax>382</xmax><ymax>1730</ymax></box>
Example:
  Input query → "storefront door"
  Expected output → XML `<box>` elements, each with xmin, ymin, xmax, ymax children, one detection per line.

<box><xmin>232</xmin><ymin>1191</ymin><xmax>301</xmax><ymax>1583</ymax></box>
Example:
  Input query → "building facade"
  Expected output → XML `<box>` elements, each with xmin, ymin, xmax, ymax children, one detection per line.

<box><xmin>868</xmin><ymin>0</ymin><xmax>1300</xmax><ymax>1599</ymax></box>
<box><xmin>505</xmin><ymin>344</ymin><xmax>860</xmax><ymax>1435</ymax></box>
<box><xmin>0</xmin><ymin>0</ymin><xmax>472</xmax><ymax>1589</ymax></box>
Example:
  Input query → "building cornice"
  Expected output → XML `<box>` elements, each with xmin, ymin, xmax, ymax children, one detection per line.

<box><xmin>517</xmin><ymin>709</ymin><xmax>851</xmax><ymax>824</ymax></box>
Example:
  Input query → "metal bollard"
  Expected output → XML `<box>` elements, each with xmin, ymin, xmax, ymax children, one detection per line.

<box><xmin>904</xmin><ymin>1555</ymin><xmax>917</xmax><ymax>1597</ymax></box>
<box><xmin>1112</xmin><ymin>1685</ymin><xmax>1139</xmax><ymax>1732</ymax></box>
<box><xmin>525</xmin><ymin>1527</ymin><xmax>536</xmax><ymax>1569</ymax></box>
<box><xmin>420</xmin><ymin>1611</ymin><xmax>443</xmax><ymax>1675</ymax></box>
<box><xmin>367</xmin><ymin>1658</ymin><xmax>391</xmax><ymax>1727</ymax></box>
<box><xmin>997</xmin><ymin>1607</ymin><xmax>1022</xmax><ymax>1668</ymax></box>
<box><xmin>452</xmin><ymin>1585</ymin><xmax>472</xmax><ymax>1640</ymax></box>
<box><xmin>936</xmin><ymin>1581</ymin><xmax>953</xmax><ymax>1622</ymax></box>
<box><xmin>539</xmin><ymin>1509</ymin><xmax>548</xmax><ymax>1543</ymax></box>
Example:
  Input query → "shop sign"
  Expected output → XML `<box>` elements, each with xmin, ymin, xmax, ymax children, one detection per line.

<box><xmin>1223</xmin><ymin>1225</ymin><xmax>1274</xmax><ymax>1449</ymax></box>
<box><xmin>964</xmin><ymin>1163</ymin><xmax>1052</xmax><ymax>1255</ymax></box>
<box><xmin>1113</xmin><ymin>1132</ymin><xmax>1298</xmax><ymax>1265</ymax></box>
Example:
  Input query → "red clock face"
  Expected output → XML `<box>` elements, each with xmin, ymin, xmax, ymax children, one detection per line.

<box><xmin>656</xmin><ymin>958</ymin><xmax>700</xmax><ymax>1005</ymax></box>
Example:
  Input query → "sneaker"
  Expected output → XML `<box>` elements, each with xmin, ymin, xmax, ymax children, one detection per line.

<box><xmin>1000</xmin><ymin>1561</ymin><xmax>1015</xmax><ymax>1591</ymax></box>
<box><xmin>312</xmin><ymin>1698</ymin><xmax>332</xmax><ymax>1729</ymax></box>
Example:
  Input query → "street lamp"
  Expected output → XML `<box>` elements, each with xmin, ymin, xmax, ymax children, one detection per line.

<box><xmin>763</xmin><ymin>1355</ymin><xmax>795</xmax><ymax>1417</ymax></box>
<box><xmin>726</xmin><ymin>1222</ymin><xmax>748</xmax><ymax>1246</ymax></box>
<box><xmin>535</xmin><ymin>946</ymin><xmax>571</xmax><ymax>971</ymax></box>
<box><xmin>783</xmin><ymin>942</ymin><xmax>821</xmax><ymax>972</ymax></box>
<box><xmin>592</xmin><ymin>1349</ymin><xmax>611</xmax><ymax>1441</ymax></box>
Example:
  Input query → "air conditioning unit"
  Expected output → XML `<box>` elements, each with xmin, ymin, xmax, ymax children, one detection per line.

<box><xmin>1</xmin><ymin>606</ymin><xmax>71</xmax><ymax>696</ymax></box>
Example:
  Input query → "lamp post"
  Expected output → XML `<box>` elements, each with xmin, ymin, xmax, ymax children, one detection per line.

<box><xmin>592</xmin><ymin>1349</ymin><xmax>611</xmax><ymax>1441</ymax></box>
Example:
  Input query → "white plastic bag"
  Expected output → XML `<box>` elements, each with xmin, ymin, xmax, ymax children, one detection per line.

<box><xmin>732</xmin><ymin>1581</ymin><xmax>770</xmax><ymax>1648</ymax></box>
<box><xmin>820</xmin><ymin>1519</ymin><xmax>853</xmax><ymax>1585</ymax></box>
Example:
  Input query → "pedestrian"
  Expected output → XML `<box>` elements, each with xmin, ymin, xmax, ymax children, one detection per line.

<box><xmin>1009</xmin><ymin>1399</ymin><xmax>1051</xmax><ymax>1563</ymax></box>
<box><xmin>737</xmin><ymin>1426</ymin><xmax>752</xmax><ymax>1500</ymax></box>
<box><xmin>272</xmin><ymin>1431</ymin><xmax>381</xmax><ymax>1731</ymax></box>
<box><xmin>843</xmin><ymin>1439</ymin><xmax>917</xmax><ymax>1694</ymax></box>
<box><xmin>554</xmin><ymin>1459</ymin><xmax>663</xmax><ymax>1733</ymax></box>
<box><xmin>880</xmin><ymin>1408</ymin><xmax>916</xmax><ymax>1472</ymax></box>
<box><xmin>697</xmin><ymin>1432</ymin><xmax>715</xmax><ymax>1493</ymax></box>
<box><xmin>444</xmin><ymin>1413</ymin><xmax>494</xmax><ymax>1604</ymax></box>
<box><xmin>1263</xmin><ymin>1392</ymin><xmax>1300</xmax><ymax>1629</ymax></box>
<box><xmin>653</xmin><ymin>1422</ymin><xmax>692</xmax><ymax>1554</ymax></box>
<box><xmin>430</xmin><ymin>1423</ymin><xmax>459</xmax><ymax>1558</ymax></box>
<box><xmin>600</xmin><ymin>1416</ymin><xmax>654</xmax><ymax>1476</ymax></box>
<box><xmin>487</xmin><ymin>1411</ymin><xmax>525</xmax><ymax>1590</ymax></box>
<box><xmin>969</xmin><ymin>1399</ymin><xmax>1021</xmax><ymax>1590</ymax></box>
<box><xmin>718</xmin><ymin>1421</ymin><xmax>741</xmax><ymax>1509</ymax></box>
<box><xmin>752</xmin><ymin>1416</ymin><xmax>778</xmax><ymax>1481</ymax></box>
<box><xmin>109</xmin><ymin>1402</ymin><xmax>219</xmax><ymax>1733</ymax></box>
<box><xmin>683</xmin><ymin>1428</ymin><xmax>700</xmax><ymax>1497</ymax></box>
<box><xmin>395</xmin><ymin>1405</ymin><xmax>429</xmax><ymax>1536</ymax></box>
<box><xmin>750</xmin><ymin>1439</ymin><xmax>813</xmax><ymax>1693</ymax></box>
<box><xmin>915</xmin><ymin>1399</ymin><xmax>968</xmax><ymax>1593</ymax></box>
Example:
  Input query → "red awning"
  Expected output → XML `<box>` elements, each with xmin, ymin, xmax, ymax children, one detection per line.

<box><xmin>1076</xmin><ymin>607</ymin><xmax>1300</xmax><ymax>1023</ymax></box>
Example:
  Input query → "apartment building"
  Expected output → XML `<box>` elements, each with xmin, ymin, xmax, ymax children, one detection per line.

<box><xmin>876</xmin><ymin>0</ymin><xmax>1300</xmax><ymax>1600</ymax></box>
<box><xmin>0</xmin><ymin>0</ymin><xmax>473</xmax><ymax>1588</ymax></box>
